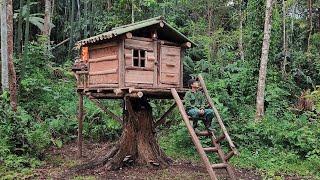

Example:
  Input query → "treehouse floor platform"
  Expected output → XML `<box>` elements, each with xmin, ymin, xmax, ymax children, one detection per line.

<box><xmin>78</xmin><ymin>87</ymin><xmax>188</xmax><ymax>99</ymax></box>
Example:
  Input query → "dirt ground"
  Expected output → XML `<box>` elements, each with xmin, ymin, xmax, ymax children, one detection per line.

<box><xmin>31</xmin><ymin>141</ymin><xmax>296</xmax><ymax>180</ymax></box>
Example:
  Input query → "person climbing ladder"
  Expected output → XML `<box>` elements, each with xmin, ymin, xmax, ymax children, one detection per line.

<box><xmin>184</xmin><ymin>78</ymin><xmax>214</xmax><ymax>131</ymax></box>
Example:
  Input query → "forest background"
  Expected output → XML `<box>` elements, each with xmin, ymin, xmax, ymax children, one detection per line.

<box><xmin>0</xmin><ymin>0</ymin><xmax>320</xmax><ymax>178</ymax></box>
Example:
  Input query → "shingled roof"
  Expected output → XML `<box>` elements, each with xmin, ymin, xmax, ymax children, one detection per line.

<box><xmin>76</xmin><ymin>16</ymin><xmax>196</xmax><ymax>47</ymax></box>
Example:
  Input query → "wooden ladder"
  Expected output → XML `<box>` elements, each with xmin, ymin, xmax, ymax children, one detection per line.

<box><xmin>170</xmin><ymin>75</ymin><xmax>238</xmax><ymax>180</ymax></box>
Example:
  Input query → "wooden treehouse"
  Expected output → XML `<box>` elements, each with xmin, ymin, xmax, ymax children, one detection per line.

<box><xmin>72</xmin><ymin>17</ymin><xmax>238</xmax><ymax>180</ymax></box>
<box><xmin>72</xmin><ymin>16</ymin><xmax>193</xmax><ymax>98</ymax></box>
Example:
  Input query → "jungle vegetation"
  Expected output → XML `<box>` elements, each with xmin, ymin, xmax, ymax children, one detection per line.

<box><xmin>0</xmin><ymin>0</ymin><xmax>319</xmax><ymax>178</ymax></box>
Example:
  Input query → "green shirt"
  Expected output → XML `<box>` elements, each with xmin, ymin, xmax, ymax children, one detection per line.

<box><xmin>184</xmin><ymin>90</ymin><xmax>207</xmax><ymax>110</ymax></box>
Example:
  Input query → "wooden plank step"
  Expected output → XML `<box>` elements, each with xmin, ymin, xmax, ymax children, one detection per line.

<box><xmin>215</xmin><ymin>134</ymin><xmax>225</xmax><ymax>143</ymax></box>
<box><xmin>225</xmin><ymin>151</ymin><xmax>235</xmax><ymax>161</ymax></box>
<box><xmin>211</xmin><ymin>163</ymin><xmax>228</xmax><ymax>169</ymax></box>
<box><xmin>195</xmin><ymin>131</ymin><xmax>211</xmax><ymax>136</ymax></box>
<box><xmin>203</xmin><ymin>147</ymin><xmax>218</xmax><ymax>152</ymax></box>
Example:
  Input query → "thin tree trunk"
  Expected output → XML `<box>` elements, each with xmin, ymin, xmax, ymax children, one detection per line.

<box><xmin>1</xmin><ymin>0</ymin><xmax>9</xmax><ymax>91</ymax></box>
<box><xmin>207</xmin><ymin>0</ymin><xmax>212</xmax><ymax>34</ymax></box>
<box><xmin>89</xmin><ymin>1</ymin><xmax>94</xmax><ymax>36</ymax></box>
<box><xmin>76</xmin><ymin>0</ymin><xmax>81</xmax><ymax>40</ymax></box>
<box><xmin>17</xmin><ymin>0</ymin><xmax>24</xmax><ymax>56</ymax></box>
<box><xmin>21</xmin><ymin>0</ymin><xmax>30</xmax><ymax>79</ymax></box>
<box><xmin>238</xmin><ymin>0</ymin><xmax>245</xmax><ymax>61</ymax></box>
<box><xmin>306</xmin><ymin>0</ymin><xmax>313</xmax><ymax>57</ymax></box>
<box><xmin>255</xmin><ymin>0</ymin><xmax>274</xmax><ymax>121</ymax></box>
<box><xmin>318</xmin><ymin>8</ymin><xmax>320</xmax><ymax>32</ymax></box>
<box><xmin>68</xmin><ymin>0</ymin><xmax>75</xmax><ymax>57</ymax></box>
<box><xmin>84</xmin><ymin>0</ymin><xmax>88</xmax><ymax>38</ymax></box>
<box><xmin>107</xmin><ymin>0</ymin><xmax>112</xmax><ymax>11</ymax></box>
<box><xmin>282</xmin><ymin>0</ymin><xmax>288</xmax><ymax>76</ymax></box>
<box><xmin>131</xmin><ymin>0</ymin><xmax>135</xmax><ymax>23</ymax></box>
<box><xmin>43</xmin><ymin>0</ymin><xmax>52</xmax><ymax>37</ymax></box>
<box><xmin>7</xmin><ymin>0</ymin><xmax>17</xmax><ymax>110</ymax></box>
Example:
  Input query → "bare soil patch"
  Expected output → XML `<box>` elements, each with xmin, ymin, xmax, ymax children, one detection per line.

<box><xmin>33</xmin><ymin>141</ymin><xmax>262</xmax><ymax>179</ymax></box>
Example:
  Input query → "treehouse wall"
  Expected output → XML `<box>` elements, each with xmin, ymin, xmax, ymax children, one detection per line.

<box><xmin>124</xmin><ymin>38</ymin><xmax>157</xmax><ymax>87</ymax></box>
<box><xmin>78</xmin><ymin>37</ymin><xmax>184</xmax><ymax>90</ymax></box>
<box><xmin>87</xmin><ymin>43</ymin><xmax>119</xmax><ymax>88</ymax></box>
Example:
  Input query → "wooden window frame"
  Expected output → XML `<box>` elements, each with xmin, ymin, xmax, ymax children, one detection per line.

<box><xmin>132</xmin><ymin>49</ymin><xmax>147</xmax><ymax>68</ymax></box>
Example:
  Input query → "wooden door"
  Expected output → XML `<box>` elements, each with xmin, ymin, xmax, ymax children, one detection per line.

<box><xmin>159</xmin><ymin>45</ymin><xmax>181</xmax><ymax>86</ymax></box>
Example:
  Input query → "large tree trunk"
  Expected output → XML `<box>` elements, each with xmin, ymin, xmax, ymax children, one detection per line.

<box><xmin>255</xmin><ymin>0</ymin><xmax>274</xmax><ymax>121</ymax></box>
<box><xmin>71</xmin><ymin>98</ymin><xmax>171</xmax><ymax>173</ymax></box>
<box><xmin>105</xmin><ymin>98</ymin><xmax>170</xmax><ymax>170</ymax></box>
<box><xmin>1</xmin><ymin>0</ymin><xmax>9</xmax><ymax>91</ymax></box>
<box><xmin>7</xmin><ymin>0</ymin><xmax>17</xmax><ymax>111</ymax></box>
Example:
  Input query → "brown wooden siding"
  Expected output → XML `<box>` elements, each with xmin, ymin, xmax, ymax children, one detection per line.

<box><xmin>88</xmin><ymin>43</ymin><xmax>119</xmax><ymax>87</ymax></box>
<box><xmin>159</xmin><ymin>45</ymin><xmax>181</xmax><ymax>86</ymax></box>
<box><xmin>124</xmin><ymin>38</ymin><xmax>155</xmax><ymax>86</ymax></box>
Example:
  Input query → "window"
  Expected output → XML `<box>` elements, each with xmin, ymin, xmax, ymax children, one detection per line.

<box><xmin>132</xmin><ymin>49</ymin><xmax>146</xmax><ymax>68</ymax></box>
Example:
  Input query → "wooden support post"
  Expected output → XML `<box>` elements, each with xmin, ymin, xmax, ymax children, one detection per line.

<box><xmin>198</xmin><ymin>74</ymin><xmax>238</xmax><ymax>155</ymax></box>
<box><xmin>155</xmin><ymin>102</ymin><xmax>176</xmax><ymax>127</ymax></box>
<box><xmin>171</xmin><ymin>88</ymin><xmax>218</xmax><ymax>180</ymax></box>
<box><xmin>77</xmin><ymin>92</ymin><xmax>84</xmax><ymax>158</ymax></box>
<box><xmin>89</xmin><ymin>98</ymin><xmax>123</xmax><ymax>125</ymax></box>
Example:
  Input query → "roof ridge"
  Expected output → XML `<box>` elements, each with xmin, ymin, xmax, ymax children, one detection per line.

<box><xmin>111</xmin><ymin>16</ymin><xmax>164</xmax><ymax>30</ymax></box>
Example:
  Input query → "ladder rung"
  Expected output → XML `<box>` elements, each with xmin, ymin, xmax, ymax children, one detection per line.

<box><xmin>211</xmin><ymin>163</ymin><xmax>228</xmax><ymax>169</ymax></box>
<box><xmin>203</xmin><ymin>147</ymin><xmax>218</xmax><ymax>152</ymax></box>
<box><xmin>196</xmin><ymin>131</ymin><xmax>211</xmax><ymax>136</ymax></box>
<box><xmin>215</xmin><ymin>134</ymin><xmax>226</xmax><ymax>143</ymax></box>
<box><xmin>225</xmin><ymin>151</ymin><xmax>235</xmax><ymax>161</ymax></box>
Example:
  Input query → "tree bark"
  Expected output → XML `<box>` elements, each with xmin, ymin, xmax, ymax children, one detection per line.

<box><xmin>255</xmin><ymin>0</ymin><xmax>274</xmax><ymax>121</ymax></box>
<box><xmin>21</xmin><ymin>0</ymin><xmax>30</xmax><ymax>79</ymax></box>
<box><xmin>131</xmin><ymin>0</ymin><xmax>135</xmax><ymax>23</ymax></box>
<box><xmin>1</xmin><ymin>0</ymin><xmax>9</xmax><ymax>91</ymax></box>
<box><xmin>17</xmin><ymin>0</ymin><xmax>24</xmax><ymax>56</ymax></box>
<box><xmin>68</xmin><ymin>0</ymin><xmax>75</xmax><ymax>57</ymax></box>
<box><xmin>238</xmin><ymin>0</ymin><xmax>245</xmax><ymax>61</ymax></box>
<box><xmin>43</xmin><ymin>0</ymin><xmax>52</xmax><ymax>37</ymax></box>
<box><xmin>7</xmin><ymin>0</ymin><xmax>17</xmax><ymax>110</ymax></box>
<box><xmin>306</xmin><ymin>0</ymin><xmax>313</xmax><ymax>58</ymax></box>
<box><xmin>105</xmin><ymin>97</ymin><xmax>170</xmax><ymax>170</ymax></box>
<box><xmin>282</xmin><ymin>0</ymin><xmax>288</xmax><ymax>76</ymax></box>
<box><xmin>71</xmin><ymin>98</ymin><xmax>171</xmax><ymax>172</ymax></box>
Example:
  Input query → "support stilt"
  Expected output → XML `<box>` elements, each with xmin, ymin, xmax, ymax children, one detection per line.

<box><xmin>77</xmin><ymin>92</ymin><xmax>84</xmax><ymax>158</ymax></box>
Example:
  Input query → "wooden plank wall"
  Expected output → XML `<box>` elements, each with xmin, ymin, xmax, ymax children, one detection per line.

<box><xmin>159</xmin><ymin>45</ymin><xmax>181</xmax><ymax>87</ymax></box>
<box><xmin>124</xmin><ymin>38</ymin><xmax>156</xmax><ymax>87</ymax></box>
<box><xmin>88</xmin><ymin>43</ymin><xmax>119</xmax><ymax>87</ymax></box>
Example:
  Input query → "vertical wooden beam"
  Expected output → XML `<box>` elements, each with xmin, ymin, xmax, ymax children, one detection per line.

<box><xmin>157</xmin><ymin>41</ymin><xmax>161</xmax><ymax>86</ymax></box>
<box><xmin>171</xmin><ymin>88</ymin><xmax>218</xmax><ymax>180</ymax></box>
<box><xmin>153</xmin><ymin>39</ymin><xmax>158</xmax><ymax>87</ymax></box>
<box><xmin>119</xmin><ymin>38</ymin><xmax>125</xmax><ymax>88</ymax></box>
<box><xmin>77</xmin><ymin>92</ymin><xmax>84</xmax><ymax>158</ymax></box>
<box><xmin>180</xmin><ymin>48</ymin><xmax>185</xmax><ymax>88</ymax></box>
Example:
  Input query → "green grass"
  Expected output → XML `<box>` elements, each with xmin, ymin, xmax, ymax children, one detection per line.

<box><xmin>159</xmin><ymin>127</ymin><xmax>320</xmax><ymax>179</ymax></box>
